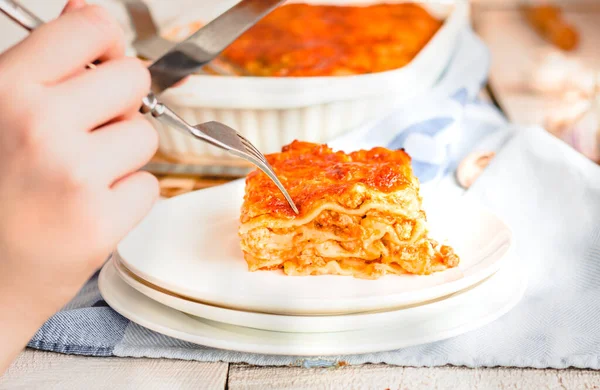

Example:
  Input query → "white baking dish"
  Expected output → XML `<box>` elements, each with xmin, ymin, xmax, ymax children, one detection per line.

<box><xmin>148</xmin><ymin>1</ymin><xmax>469</xmax><ymax>162</ymax></box>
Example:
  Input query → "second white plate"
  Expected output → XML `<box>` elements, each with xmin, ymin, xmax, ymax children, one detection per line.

<box><xmin>112</xmin><ymin>253</ymin><xmax>511</xmax><ymax>333</ymax></box>
<box><xmin>117</xmin><ymin>181</ymin><xmax>513</xmax><ymax>315</ymax></box>
<box><xmin>99</xmin><ymin>255</ymin><xmax>526</xmax><ymax>356</ymax></box>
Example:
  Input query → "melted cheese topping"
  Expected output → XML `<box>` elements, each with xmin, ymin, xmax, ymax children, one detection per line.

<box><xmin>241</xmin><ymin>141</ymin><xmax>418</xmax><ymax>221</ymax></box>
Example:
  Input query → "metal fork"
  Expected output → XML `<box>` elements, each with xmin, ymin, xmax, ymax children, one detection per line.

<box><xmin>141</xmin><ymin>94</ymin><xmax>298</xmax><ymax>213</ymax></box>
<box><xmin>0</xmin><ymin>0</ymin><xmax>299</xmax><ymax>214</ymax></box>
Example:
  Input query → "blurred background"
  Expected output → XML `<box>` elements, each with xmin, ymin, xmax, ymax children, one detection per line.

<box><xmin>0</xmin><ymin>0</ymin><xmax>598</xmax><ymax>196</ymax></box>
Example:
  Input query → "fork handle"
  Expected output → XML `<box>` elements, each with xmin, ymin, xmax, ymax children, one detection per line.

<box><xmin>141</xmin><ymin>93</ymin><xmax>191</xmax><ymax>132</ymax></box>
<box><xmin>141</xmin><ymin>93</ymin><xmax>225</xmax><ymax>151</ymax></box>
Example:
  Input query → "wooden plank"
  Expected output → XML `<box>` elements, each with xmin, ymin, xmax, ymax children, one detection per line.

<box><xmin>0</xmin><ymin>350</ymin><xmax>228</xmax><ymax>390</ymax></box>
<box><xmin>4</xmin><ymin>351</ymin><xmax>600</xmax><ymax>390</ymax></box>
<box><xmin>486</xmin><ymin>91</ymin><xmax>566</xmax><ymax>126</ymax></box>
<box><xmin>228</xmin><ymin>364</ymin><xmax>600</xmax><ymax>390</ymax></box>
<box><xmin>475</xmin><ymin>8</ymin><xmax>600</xmax><ymax>125</ymax></box>
<box><xmin>472</xmin><ymin>0</ymin><xmax>600</xmax><ymax>11</ymax></box>
<box><xmin>477</xmin><ymin>9</ymin><xmax>600</xmax><ymax>90</ymax></box>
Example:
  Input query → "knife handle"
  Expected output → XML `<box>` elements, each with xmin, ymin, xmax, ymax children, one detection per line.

<box><xmin>0</xmin><ymin>0</ymin><xmax>43</xmax><ymax>31</ymax></box>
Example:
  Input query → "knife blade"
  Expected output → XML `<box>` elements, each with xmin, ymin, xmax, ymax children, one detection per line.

<box><xmin>148</xmin><ymin>0</ymin><xmax>285</xmax><ymax>95</ymax></box>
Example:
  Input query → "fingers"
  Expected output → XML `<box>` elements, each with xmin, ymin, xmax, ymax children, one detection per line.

<box><xmin>105</xmin><ymin>170</ymin><xmax>159</xmax><ymax>243</ymax></box>
<box><xmin>88</xmin><ymin>114</ymin><xmax>158</xmax><ymax>186</ymax></box>
<box><xmin>141</xmin><ymin>60</ymin><xmax>190</xmax><ymax>89</ymax></box>
<box><xmin>62</xmin><ymin>0</ymin><xmax>87</xmax><ymax>14</ymax></box>
<box><xmin>53</xmin><ymin>57</ymin><xmax>150</xmax><ymax>131</ymax></box>
<box><xmin>57</xmin><ymin>1</ymin><xmax>90</xmax><ymax>80</ymax></box>
<box><xmin>0</xmin><ymin>5</ymin><xmax>125</xmax><ymax>84</ymax></box>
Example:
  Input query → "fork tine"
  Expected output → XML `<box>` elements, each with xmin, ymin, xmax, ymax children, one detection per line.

<box><xmin>237</xmin><ymin>134</ymin><xmax>267</xmax><ymax>163</ymax></box>
<box><xmin>225</xmin><ymin>147</ymin><xmax>298</xmax><ymax>214</ymax></box>
<box><xmin>194</xmin><ymin>122</ymin><xmax>266</xmax><ymax>165</ymax></box>
<box><xmin>249</xmin><ymin>159</ymin><xmax>299</xmax><ymax>215</ymax></box>
<box><xmin>245</xmin><ymin>147</ymin><xmax>266</xmax><ymax>164</ymax></box>
<box><xmin>232</xmin><ymin>136</ymin><xmax>299</xmax><ymax>214</ymax></box>
<box><xmin>235</xmin><ymin>135</ymin><xmax>263</xmax><ymax>159</ymax></box>
<box><xmin>241</xmin><ymin>142</ymin><xmax>267</xmax><ymax>164</ymax></box>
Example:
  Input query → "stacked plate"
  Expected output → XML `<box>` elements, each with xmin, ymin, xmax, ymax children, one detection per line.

<box><xmin>99</xmin><ymin>180</ymin><xmax>526</xmax><ymax>356</ymax></box>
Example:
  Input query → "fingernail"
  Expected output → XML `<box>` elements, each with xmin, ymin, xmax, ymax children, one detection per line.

<box><xmin>62</xmin><ymin>0</ymin><xmax>87</xmax><ymax>14</ymax></box>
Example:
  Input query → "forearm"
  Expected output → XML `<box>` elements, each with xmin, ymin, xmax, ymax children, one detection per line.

<box><xmin>0</xmin><ymin>275</ymin><xmax>53</xmax><ymax>375</ymax></box>
<box><xmin>0</xmin><ymin>0</ymin><xmax>161</xmax><ymax>375</ymax></box>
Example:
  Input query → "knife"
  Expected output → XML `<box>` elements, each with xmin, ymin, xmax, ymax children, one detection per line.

<box><xmin>147</xmin><ymin>0</ymin><xmax>285</xmax><ymax>95</ymax></box>
<box><xmin>143</xmin><ymin>161</ymin><xmax>252</xmax><ymax>178</ymax></box>
<box><xmin>0</xmin><ymin>0</ymin><xmax>283</xmax><ymax>87</ymax></box>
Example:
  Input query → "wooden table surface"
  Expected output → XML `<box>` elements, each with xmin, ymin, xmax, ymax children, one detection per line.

<box><xmin>474</xmin><ymin>1</ymin><xmax>600</xmax><ymax>126</ymax></box>
<box><xmin>1</xmin><ymin>1</ymin><xmax>599</xmax><ymax>389</ymax></box>
<box><xmin>2</xmin><ymin>350</ymin><xmax>600</xmax><ymax>390</ymax></box>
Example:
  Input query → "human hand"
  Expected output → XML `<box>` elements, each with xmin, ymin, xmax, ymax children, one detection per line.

<box><xmin>0</xmin><ymin>1</ymin><xmax>158</xmax><ymax>371</ymax></box>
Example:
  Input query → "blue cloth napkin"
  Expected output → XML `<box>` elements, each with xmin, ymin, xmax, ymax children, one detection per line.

<box><xmin>30</xmin><ymin>28</ymin><xmax>600</xmax><ymax>369</ymax></box>
<box><xmin>330</xmin><ymin>27</ymin><xmax>506</xmax><ymax>185</ymax></box>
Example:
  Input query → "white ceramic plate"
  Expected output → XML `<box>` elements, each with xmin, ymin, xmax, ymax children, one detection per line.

<box><xmin>111</xmin><ymin>252</ymin><xmax>512</xmax><ymax>333</ymax></box>
<box><xmin>116</xmin><ymin>180</ymin><xmax>513</xmax><ymax>315</ymax></box>
<box><xmin>98</xmin><ymin>255</ymin><xmax>526</xmax><ymax>356</ymax></box>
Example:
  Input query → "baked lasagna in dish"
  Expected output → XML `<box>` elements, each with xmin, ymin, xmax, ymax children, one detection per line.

<box><xmin>167</xmin><ymin>3</ymin><xmax>442</xmax><ymax>77</ymax></box>
<box><xmin>238</xmin><ymin>141</ymin><xmax>459</xmax><ymax>279</ymax></box>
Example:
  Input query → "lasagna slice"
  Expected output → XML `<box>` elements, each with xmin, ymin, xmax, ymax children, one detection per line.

<box><xmin>238</xmin><ymin>141</ymin><xmax>459</xmax><ymax>279</ymax></box>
